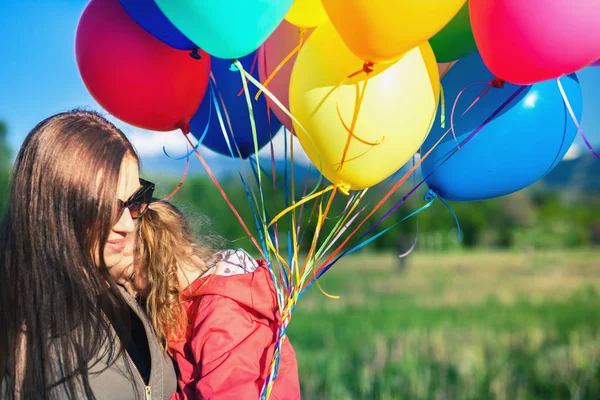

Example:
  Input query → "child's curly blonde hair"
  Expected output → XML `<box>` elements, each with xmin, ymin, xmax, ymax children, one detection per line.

<box><xmin>134</xmin><ymin>201</ymin><xmax>221</xmax><ymax>351</ymax></box>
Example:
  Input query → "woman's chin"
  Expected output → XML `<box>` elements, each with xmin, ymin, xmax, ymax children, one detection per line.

<box><xmin>104</xmin><ymin>252</ymin><xmax>125</xmax><ymax>270</ymax></box>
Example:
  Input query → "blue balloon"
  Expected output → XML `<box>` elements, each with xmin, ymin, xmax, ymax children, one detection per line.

<box><xmin>190</xmin><ymin>52</ymin><xmax>282</xmax><ymax>159</ymax></box>
<box><xmin>119</xmin><ymin>0</ymin><xmax>198</xmax><ymax>52</ymax></box>
<box><xmin>422</xmin><ymin>53</ymin><xmax>581</xmax><ymax>202</ymax></box>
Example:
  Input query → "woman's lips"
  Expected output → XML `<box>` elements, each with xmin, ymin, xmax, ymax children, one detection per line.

<box><xmin>106</xmin><ymin>237</ymin><xmax>127</xmax><ymax>253</ymax></box>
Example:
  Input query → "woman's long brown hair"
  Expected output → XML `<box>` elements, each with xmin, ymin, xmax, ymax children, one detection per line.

<box><xmin>0</xmin><ymin>109</ymin><xmax>139</xmax><ymax>399</ymax></box>
<box><xmin>135</xmin><ymin>201</ymin><xmax>221</xmax><ymax>351</ymax></box>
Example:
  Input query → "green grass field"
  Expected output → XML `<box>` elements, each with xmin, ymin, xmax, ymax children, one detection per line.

<box><xmin>287</xmin><ymin>250</ymin><xmax>600</xmax><ymax>399</ymax></box>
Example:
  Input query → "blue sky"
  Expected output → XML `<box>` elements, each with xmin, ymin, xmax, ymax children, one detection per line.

<box><xmin>1</xmin><ymin>1</ymin><xmax>599</xmax><ymax>170</ymax></box>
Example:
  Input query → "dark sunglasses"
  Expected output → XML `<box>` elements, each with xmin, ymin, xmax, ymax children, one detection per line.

<box><xmin>115</xmin><ymin>178</ymin><xmax>155</xmax><ymax>221</ymax></box>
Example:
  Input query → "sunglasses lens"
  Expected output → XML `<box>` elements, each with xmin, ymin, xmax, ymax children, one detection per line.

<box><xmin>114</xmin><ymin>179</ymin><xmax>154</xmax><ymax>222</ymax></box>
<box><xmin>129</xmin><ymin>203</ymin><xmax>148</xmax><ymax>219</ymax></box>
<box><xmin>114</xmin><ymin>200</ymin><xmax>125</xmax><ymax>222</ymax></box>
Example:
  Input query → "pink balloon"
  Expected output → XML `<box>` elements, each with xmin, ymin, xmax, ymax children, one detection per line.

<box><xmin>470</xmin><ymin>0</ymin><xmax>600</xmax><ymax>85</ymax></box>
<box><xmin>257</xmin><ymin>21</ymin><xmax>313</xmax><ymax>132</ymax></box>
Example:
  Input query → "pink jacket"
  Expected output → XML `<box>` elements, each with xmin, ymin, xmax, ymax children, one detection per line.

<box><xmin>169</xmin><ymin>250</ymin><xmax>300</xmax><ymax>399</ymax></box>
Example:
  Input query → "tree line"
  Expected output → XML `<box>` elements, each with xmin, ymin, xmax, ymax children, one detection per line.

<box><xmin>0</xmin><ymin>120</ymin><xmax>598</xmax><ymax>252</ymax></box>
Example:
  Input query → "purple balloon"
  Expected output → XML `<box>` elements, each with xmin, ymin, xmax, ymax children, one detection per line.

<box><xmin>591</xmin><ymin>59</ymin><xmax>600</xmax><ymax>67</ymax></box>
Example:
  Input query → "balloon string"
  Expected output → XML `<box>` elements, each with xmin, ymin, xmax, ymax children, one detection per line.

<box><xmin>301</xmin><ymin>189</ymin><xmax>453</xmax><ymax>298</ymax></box>
<box><xmin>283</xmin><ymin>126</ymin><xmax>293</xmax><ymax>284</ymax></box>
<box><xmin>235</xmin><ymin>60</ymin><xmax>286</xmax><ymax>308</ymax></box>
<box><xmin>326</xmin><ymin>191</ymin><xmax>359</xmax><ymax>220</ymax></box>
<box><xmin>238</xmin><ymin>66</ymin><xmax>327</xmax><ymax>199</ymax></box>
<box><xmin>319</xmin><ymin>204</ymin><xmax>366</xmax><ymax>259</ymax></box>
<box><xmin>398</xmin><ymin>223</ymin><xmax>418</xmax><ymax>258</ymax></box>
<box><xmin>399</xmin><ymin>155</ymin><xmax>421</xmax><ymax>259</ymax></box>
<box><xmin>302</xmin><ymin>158</ymin><xmax>468</xmax><ymax>297</ymax></box>
<box><xmin>161</xmin><ymin>124</ymin><xmax>192</xmax><ymax>201</ymax></box>
<box><xmin>317</xmin><ymin>190</ymin><xmax>368</xmax><ymax>260</ymax></box>
<box><xmin>247</xmin><ymin>158</ymin><xmax>289</xmax><ymax>302</ymax></box>
<box><xmin>440</xmin><ymin>84</ymin><xmax>446</xmax><ymax>129</ymax></box>
<box><xmin>265</xmin><ymin>235</ymin><xmax>291</xmax><ymax>279</ymax></box>
<box><xmin>356</xmin><ymin>84</ymin><xmax>523</xmax><ymax>247</ymax></box>
<box><xmin>308</xmin><ymin>64</ymin><xmax>380</xmax><ymax>264</ymax></box>
<box><xmin>306</xmin><ymin>198</ymin><xmax>340</xmax><ymax>299</ymax></box>
<box><xmin>161</xmin><ymin>148</ymin><xmax>190</xmax><ymax>202</ymax></box>
<box><xmin>184</xmin><ymin>134</ymin><xmax>265</xmax><ymax>258</ymax></box>
<box><xmin>163</xmin><ymin>88</ymin><xmax>215</xmax><ymax>161</ymax></box>
<box><xmin>236</xmin><ymin>51</ymin><xmax>260</xmax><ymax>97</ymax></box>
<box><xmin>336</xmin><ymin>63</ymin><xmax>384</xmax><ymax>153</ymax></box>
<box><xmin>206</xmin><ymin>81</ymin><xmax>272</xmax><ymax>270</ymax></box>
<box><xmin>255</xmin><ymin>28</ymin><xmax>307</xmax><ymax>101</ymax></box>
<box><xmin>450</xmin><ymin>80</ymin><xmax>494</xmax><ymax>148</ymax></box>
<box><xmin>267</xmin><ymin>184</ymin><xmax>337</xmax><ymax>227</ymax></box>
<box><xmin>288</xmin><ymin>120</ymin><xmax>301</xmax><ymax>289</ymax></box>
<box><xmin>210</xmin><ymin>69</ymin><xmax>273</xmax><ymax>274</ymax></box>
<box><xmin>299</xmin><ymin>62</ymin><xmax>376</xmax><ymax>271</ymax></box>
<box><xmin>311</xmin><ymin>85</ymin><xmax>527</xmax><ymax>289</ymax></box>
<box><xmin>437</xmin><ymin>51</ymin><xmax>457</xmax><ymax>131</ymax></box>
<box><xmin>297</xmin><ymin>181</ymin><xmax>322</xmax><ymax>246</ymax></box>
<box><xmin>267</xmin><ymin>131</ymin><xmax>280</xmax><ymax>254</ymax></box>
<box><xmin>335</xmin><ymin>98</ymin><xmax>383</xmax><ymax>146</ymax></box>
<box><xmin>191</xmin><ymin>57</ymin><xmax>266</xmax><ymax>260</ymax></box>
<box><xmin>208</xmin><ymin>80</ymin><xmax>265</xmax><ymax>229</ymax></box>
<box><xmin>556</xmin><ymin>77</ymin><xmax>600</xmax><ymax>159</ymax></box>
<box><xmin>249</xmin><ymin>157</ymin><xmax>293</xmax><ymax>204</ymax></box>
<box><xmin>294</xmin><ymin>163</ymin><xmax>313</xmax><ymax>239</ymax></box>
<box><xmin>301</xmin><ymin>183</ymin><xmax>339</xmax><ymax>284</ymax></box>
<box><xmin>319</xmin><ymin>91</ymin><xmax>439</xmax><ymax>268</ymax></box>
<box><xmin>213</xmin><ymin>73</ymin><xmax>251</xmax><ymax>160</ymax></box>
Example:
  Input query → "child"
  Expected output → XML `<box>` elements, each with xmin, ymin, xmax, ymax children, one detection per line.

<box><xmin>133</xmin><ymin>201</ymin><xmax>300</xmax><ymax>399</ymax></box>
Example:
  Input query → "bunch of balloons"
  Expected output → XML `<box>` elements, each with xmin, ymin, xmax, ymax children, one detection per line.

<box><xmin>75</xmin><ymin>0</ymin><xmax>599</xmax><ymax>200</ymax></box>
<box><xmin>74</xmin><ymin>2</ymin><xmax>599</xmax><ymax>398</ymax></box>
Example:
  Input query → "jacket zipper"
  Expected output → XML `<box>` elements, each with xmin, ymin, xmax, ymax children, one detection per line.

<box><xmin>105</xmin><ymin>293</ymin><xmax>154</xmax><ymax>400</ymax></box>
<box><xmin>123</xmin><ymin>349</ymin><xmax>152</xmax><ymax>400</ymax></box>
<box><xmin>108</xmin><ymin>319</ymin><xmax>153</xmax><ymax>399</ymax></box>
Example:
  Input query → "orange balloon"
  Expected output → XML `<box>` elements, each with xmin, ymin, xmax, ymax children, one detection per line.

<box><xmin>322</xmin><ymin>0</ymin><xmax>467</xmax><ymax>64</ymax></box>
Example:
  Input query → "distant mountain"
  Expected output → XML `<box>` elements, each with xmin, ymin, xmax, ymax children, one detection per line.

<box><xmin>541</xmin><ymin>154</ymin><xmax>600</xmax><ymax>193</ymax></box>
<box><xmin>141</xmin><ymin>152</ymin><xmax>323</xmax><ymax>183</ymax></box>
<box><xmin>142</xmin><ymin>150</ymin><xmax>598</xmax><ymax>195</ymax></box>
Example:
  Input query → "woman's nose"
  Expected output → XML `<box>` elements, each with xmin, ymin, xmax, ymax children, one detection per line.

<box><xmin>112</xmin><ymin>208</ymin><xmax>135</xmax><ymax>233</ymax></box>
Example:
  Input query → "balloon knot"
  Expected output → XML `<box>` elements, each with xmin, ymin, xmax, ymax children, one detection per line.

<box><xmin>178</xmin><ymin>123</ymin><xmax>191</xmax><ymax>135</ymax></box>
<box><xmin>424</xmin><ymin>189</ymin><xmax>439</xmax><ymax>202</ymax></box>
<box><xmin>337</xmin><ymin>184</ymin><xmax>351</xmax><ymax>196</ymax></box>
<box><xmin>189</xmin><ymin>49</ymin><xmax>201</xmax><ymax>60</ymax></box>
<box><xmin>298</xmin><ymin>27</ymin><xmax>308</xmax><ymax>36</ymax></box>
<box><xmin>362</xmin><ymin>62</ymin><xmax>374</xmax><ymax>74</ymax></box>
<box><xmin>491</xmin><ymin>78</ymin><xmax>505</xmax><ymax>88</ymax></box>
<box><xmin>229</xmin><ymin>60</ymin><xmax>239</xmax><ymax>72</ymax></box>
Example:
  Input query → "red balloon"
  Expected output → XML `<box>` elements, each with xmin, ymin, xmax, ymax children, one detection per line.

<box><xmin>76</xmin><ymin>0</ymin><xmax>210</xmax><ymax>131</ymax></box>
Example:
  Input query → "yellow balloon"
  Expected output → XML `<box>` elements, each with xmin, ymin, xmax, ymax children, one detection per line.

<box><xmin>290</xmin><ymin>23</ymin><xmax>440</xmax><ymax>190</ymax></box>
<box><xmin>285</xmin><ymin>0</ymin><xmax>328</xmax><ymax>28</ymax></box>
<box><xmin>322</xmin><ymin>0</ymin><xmax>467</xmax><ymax>64</ymax></box>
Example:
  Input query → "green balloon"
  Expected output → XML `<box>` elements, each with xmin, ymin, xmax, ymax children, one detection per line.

<box><xmin>429</xmin><ymin>2</ymin><xmax>477</xmax><ymax>63</ymax></box>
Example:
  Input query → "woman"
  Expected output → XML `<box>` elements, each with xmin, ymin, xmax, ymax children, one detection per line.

<box><xmin>0</xmin><ymin>110</ymin><xmax>176</xmax><ymax>400</ymax></box>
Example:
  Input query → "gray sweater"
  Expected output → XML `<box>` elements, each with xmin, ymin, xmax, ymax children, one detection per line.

<box><xmin>85</xmin><ymin>286</ymin><xmax>177</xmax><ymax>400</ymax></box>
<box><xmin>2</xmin><ymin>286</ymin><xmax>178</xmax><ymax>400</ymax></box>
